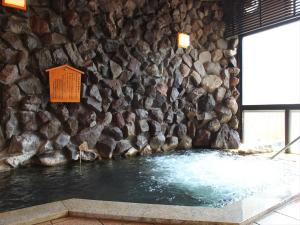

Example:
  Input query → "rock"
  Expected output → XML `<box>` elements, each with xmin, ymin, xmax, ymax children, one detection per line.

<box><xmin>8</xmin><ymin>132</ymin><xmax>42</xmax><ymax>155</ymax></box>
<box><xmin>135</xmin><ymin>134</ymin><xmax>148</xmax><ymax>150</ymax></box>
<box><xmin>0</xmin><ymin>126</ymin><xmax>5</xmax><ymax>148</ymax></box>
<box><xmin>79</xmin><ymin>111</ymin><xmax>96</xmax><ymax>128</ymax></box>
<box><xmin>212</xmin><ymin>49</ymin><xmax>223</xmax><ymax>62</ymax></box>
<box><xmin>170</xmin><ymin>56</ymin><xmax>182</xmax><ymax>69</ymax></box>
<box><xmin>193</xmin><ymin>129</ymin><xmax>211</xmax><ymax>147</ymax></box>
<box><xmin>65</xmin><ymin>117</ymin><xmax>78</xmax><ymax>136</ymax></box>
<box><xmin>201</xmin><ymin>75</ymin><xmax>223</xmax><ymax>93</ymax></box>
<box><xmin>175</xmin><ymin>111</ymin><xmax>185</xmax><ymax>123</ymax></box>
<box><xmin>37</xmin><ymin>111</ymin><xmax>52</xmax><ymax>124</ymax></box>
<box><xmin>30</xmin><ymin>15</ymin><xmax>50</xmax><ymax>35</ymax></box>
<box><xmin>39</xmin><ymin>151</ymin><xmax>68</xmax><ymax>166</ymax></box>
<box><xmin>148</xmin><ymin>108</ymin><xmax>163</xmax><ymax>123</ymax></box>
<box><xmin>182</xmin><ymin>54</ymin><xmax>193</xmax><ymax>68</ymax></box>
<box><xmin>137</xmin><ymin>119</ymin><xmax>149</xmax><ymax>133</ymax></box>
<box><xmin>64</xmin><ymin>10</ymin><xmax>80</xmax><ymax>26</ymax></box>
<box><xmin>20</xmin><ymin>96</ymin><xmax>41</xmax><ymax>112</ymax></box>
<box><xmin>212</xmin><ymin>124</ymin><xmax>240</xmax><ymax>149</ymax></box>
<box><xmin>3</xmin><ymin>85</ymin><xmax>22</xmax><ymax>107</ymax></box>
<box><xmin>217</xmin><ymin>39</ymin><xmax>228</xmax><ymax>49</ymax></box>
<box><xmin>52</xmin><ymin>48</ymin><xmax>69</xmax><ymax>65</ymax></box>
<box><xmin>156</xmin><ymin>83</ymin><xmax>168</xmax><ymax>96</ymax></box>
<box><xmin>115</xmin><ymin>140</ymin><xmax>132</xmax><ymax>156</ymax></box>
<box><xmin>226</xmin><ymin>97</ymin><xmax>238</xmax><ymax>114</ymax></box>
<box><xmin>140</xmin><ymin>144</ymin><xmax>152</xmax><ymax>156</ymax></box>
<box><xmin>75</xmin><ymin>124</ymin><xmax>103</xmax><ymax>148</ymax></box>
<box><xmin>215</xmin><ymin>105</ymin><xmax>233</xmax><ymax>124</ymax></box>
<box><xmin>0</xmin><ymin>64</ymin><xmax>19</xmax><ymax>85</ymax></box>
<box><xmin>110</xmin><ymin>60</ymin><xmax>122</xmax><ymax>79</ymax></box>
<box><xmin>199</xmin><ymin>51</ymin><xmax>211</xmax><ymax>64</ymax></box>
<box><xmin>19</xmin><ymin>111</ymin><xmax>38</xmax><ymax>131</ymax></box>
<box><xmin>35</xmin><ymin>49</ymin><xmax>53</xmax><ymax>71</ymax></box>
<box><xmin>40</xmin><ymin>119</ymin><xmax>61</xmax><ymax>139</ymax></box>
<box><xmin>89</xmin><ymin>85</ymin><xmax>102</xmax><ymax>102</ymax></box>
<box><xmin>103</xmin><ymin>127</ymin><xmax>123</xmax><ymax>141</ymax></box>
<box><xmin>150</xmin><ymin>133</ymin><xmax>165</xmax><ymax>151</ymax></box>
<box><xmin>190</xmin><ymin>70</ymin><xmax>202</xmax><ymax>86</ymax></box>
<box><xmin>193</xmin><ymin>60</ymin><xmax>206</xmax><ymax>77</ymax></box>
<box><xmin>215</xmin><ymin>87</ymin><xmax>227</xmax><ymax>102</ymax></box>
<box><xmin>178</xmin><ymin>135</ymin><xmax>192</xmax><ymax>149</ymax></box>
<box><xmin>124</xmin><ymin>122</ymin><xmax>135</xmax><ymax>138</ymax></box>
<box><xmin>66</xmin><ymin>142</ymin><xmax>79</xmax><ymax>160</ymax></box>
<box><xmin>180</xmin><ymin>63</ymin><xmax>190</xmax><ymax>77</ymax></box>
<box><xmin>124</xmin><ymin>147</ymin><xmax>139</xmax><ymax>157</ymax></box>
<box><xmin>175</xmin><ymin>124</ymin><xmax>187</xmax><ymax>138</ymax></box>
<box><xmin>208</xmin><ymin>119</ymin><xmax>221</xmax><ymax>132</ymax></box>
<box><xmin>38</xmin><ymin>140</ymin><xmax>54</xmax><ymax>155</ymax></box>
<box><xmin>6</xmin><ymin>112</ymin><xmax>19</xmax><ymax>139</ymax></box>
<box><xmin>85</xmin><ymin>97</ymin><xmax>102</xmax><ymax>113</ymax></box>
<box><xmin>17</xmin><ymin>77</ymin><xmax>43</xmax><ymax>95</ymax></box>
<box><xmin>229</xmin><ymin>115</ymin><xmax>239</xmax><ymax>130</ymax></box>
<box><xmin>170</xmin><ymin>88</ymin><xmax>179</xmax><ymax>102</ymax></box>
<box><xmin>43</xmin><ymin>33</ymin><xmax>67</xmax><ymax>45</ymax></box>
<box><xmin>80</xmin><ymin>149</ymin><xmax>99</xmax><ymax>161</ymax></box>
<box><xmin>147</xmin><ymin>64</ymin><xmax>160</xmax><ymax>77</ymax></box>
<box><xmin>162</xmin><ymin>136</ymin><xmax>178</xmax><ymax>152</ymax></box>
<box><xmin>70</xmin><ymin>26</ymin><xmax>87</xmax><ymax>43</ymax></box>
<box><xmin>6</xmin><ymin>152</ymin><xmax>35</xmax><ymax>168</ymax></box>
<box><xmin>97</xmin><ymin>136</ymin><xmax>116</xmax><ymax>159</ymax></box>
<box><xmin>135</xmin><ymin>109</ymin><xmax>148</xmax><ymax>119</ymax></box>
<box><xmin>113</xmin><ymin>112</ymin><xmax>125</xmax><ymax>128</ymax></box>
<box><xmin>230</xmin><ymin>76</ymin><xmax>240</xmax><ymax>87</ymax></box>
<box><xmin>224</xmin><ymin>49</ymin><xmax>237</xmax><ymax>58</ymax></box>
<box><xmin>54</xmin><ymin>132</ymin><xmax>70</xmax><ymax>149</ymax></box>
<box><xmin>205</xmin><ymin>62</ymin><xmax>222</xmax><ymax>75</ymax></box>
<box><xmin>149</xmin><ymin>120</ymin><xmax>161</xmax><ymax>135</ymax></box>
<box><xmin>188</xmin><ymin>88</ymin><xmax>206</xmax><ymax>102</ymax></box>
<box><xmin>64</xmin><ymin>43</ymin><xmax>84</xmax><ymax>66</ymax></box>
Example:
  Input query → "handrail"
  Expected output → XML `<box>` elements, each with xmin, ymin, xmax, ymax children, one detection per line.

<box><xmin>270</xmin><ymin>135</ymin><xmax>300</xmax><ymax>159</ymax></box>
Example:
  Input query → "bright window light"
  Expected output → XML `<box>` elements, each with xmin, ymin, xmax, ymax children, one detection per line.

<box><xmin>242</xmin><ymin>21</ymin><xmax>300</xmax><ymax>105</ymax></box>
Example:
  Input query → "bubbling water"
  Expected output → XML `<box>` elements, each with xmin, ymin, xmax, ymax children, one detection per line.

<box><xmin>143</xmin><ymin>151</ymin><xmax>298</xmax><ymax>206</ymax></box>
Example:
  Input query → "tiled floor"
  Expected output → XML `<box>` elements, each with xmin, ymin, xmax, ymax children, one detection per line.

<box><xmin>36</xmin><ymin>217</ymin><xmax>154</xmax><ymax>225</ymax></box>
<box><xmin>254</xmin><ymin>198</ymin><xmax>300</xmax><ymax>225</ymax></box>
<box><xmin>35</xmin><ymin>198</ymin><xmax>300</xmax><ymax>225</ymax></box>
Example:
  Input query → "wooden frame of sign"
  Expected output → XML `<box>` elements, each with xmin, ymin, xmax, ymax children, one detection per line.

<box><xmin>46</xmin><ymin>65</ymin><xmax>84</xmax><ymax>103</ymax></box>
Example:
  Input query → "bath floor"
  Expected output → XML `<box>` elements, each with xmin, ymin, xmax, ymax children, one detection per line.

<box><xmin>35</xmin><ymin>198</ymin><xmax>300</xmax><ymax>225</ymax></box>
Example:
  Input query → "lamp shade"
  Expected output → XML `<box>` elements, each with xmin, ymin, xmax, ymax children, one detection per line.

<box><xmin>178</xmin><ymin>33</ymin><xmax>190</xmax><ymax>48</ymax></box>
<box><xmin>2</xmin><ymin>0</ymin><xmax>26</xmax><ymax>10</ymax></box>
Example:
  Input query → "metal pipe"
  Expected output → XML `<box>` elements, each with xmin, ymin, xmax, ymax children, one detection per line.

<box><xmin>270</xmin><ymin>135</ymin><xmax>300</xmax><ymax>159</ymax></box>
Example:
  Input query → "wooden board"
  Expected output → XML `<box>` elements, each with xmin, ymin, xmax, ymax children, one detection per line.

<box><xmin>48</xmin><ymin>66</ymin><xmax>82</xmax><ymax>103</ymax></box>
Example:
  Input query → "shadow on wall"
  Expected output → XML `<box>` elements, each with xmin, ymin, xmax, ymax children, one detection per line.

<box><xmin>0</xmin><ymin>0</ymin><xmax>240</xmax><ymax>171</ymax></box>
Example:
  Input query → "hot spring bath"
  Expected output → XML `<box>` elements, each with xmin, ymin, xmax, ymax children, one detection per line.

<box><xmin>0</xmin><ymin>150</ymin><xmax>299</xmax><ymax>215</ymax></box>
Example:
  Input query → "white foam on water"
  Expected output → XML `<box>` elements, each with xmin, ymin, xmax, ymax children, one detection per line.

<box><xmin>145</xmin><ymin>151</ymin><xmax>297</xmax><ymax>206</ymax></box>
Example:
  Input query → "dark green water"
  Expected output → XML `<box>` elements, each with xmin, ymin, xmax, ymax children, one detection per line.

<box><xmin>0</xmin><ymin>150</ymin><xmax>298</xmax><ymax>212</ymax></box>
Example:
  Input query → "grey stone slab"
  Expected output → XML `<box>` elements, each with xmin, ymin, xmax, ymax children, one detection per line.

<box><xmin>0</xmin><ymin>201</ymin><xmax>68</xmax><ymax>225</ymax></box>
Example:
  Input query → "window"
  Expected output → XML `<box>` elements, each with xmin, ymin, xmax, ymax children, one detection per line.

<box><xmin>243</xmin><ymin>111</ymin><xmax>285</xmax><ymax>149</ymax></box>
<box><xmin>243</xmin><ymin>20</ymin><xmax>300</xmax><ymax>105</ymax></box>
<box><xmin>241</xmin><ymin>21</ymin><xmax>300</xmax><ymax>151</ymax></box>
<box><xmin>290</xmin><ymin>110</ymin><xmax>300</xmax><ymax>153</ymax></box>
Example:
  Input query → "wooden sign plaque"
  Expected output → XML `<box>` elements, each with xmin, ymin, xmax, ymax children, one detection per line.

<box><xmin>46</xmin><ymin>65</ymin><xmax>84</xmax><ymax>103</ymax></box>
<box><xmin>2</xmin><ymin>0</ymin><xmax>26</xmax><ymax>11</ymax></box>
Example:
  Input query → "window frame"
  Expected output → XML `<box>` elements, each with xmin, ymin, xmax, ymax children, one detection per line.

<box><xmin>238</xmin><ymin>20</ymin><xmax>300</xmax><ymax>147</ymax></box>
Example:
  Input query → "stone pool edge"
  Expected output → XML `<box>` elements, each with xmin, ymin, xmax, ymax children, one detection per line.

<box><xmin>1</xmin><ymin>190</ymin><xmax>300</xmax><ymax>225</ymax></box>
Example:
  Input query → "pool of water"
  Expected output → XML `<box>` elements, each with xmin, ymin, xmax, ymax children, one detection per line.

<box><xmin>0</xmin><ymin>150</ymin><xmax>298</xmax><ymax>212</ymax></box>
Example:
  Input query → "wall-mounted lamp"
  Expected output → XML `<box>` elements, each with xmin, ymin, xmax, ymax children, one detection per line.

<box><xmin>2</xmin><ymin>0</ymin><xmax>26</xmax><ymax>11</ymax></box>
<box><xmin>178</xmin><ymin>32</ymin><xmax>190</xmax><ymax>49</ymax></box>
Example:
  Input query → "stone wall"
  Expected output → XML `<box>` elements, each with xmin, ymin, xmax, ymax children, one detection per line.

<box><xmin>0</xmin><ymin>0</ymin><xmax>240</xmax><ymax>171</ymax></box>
